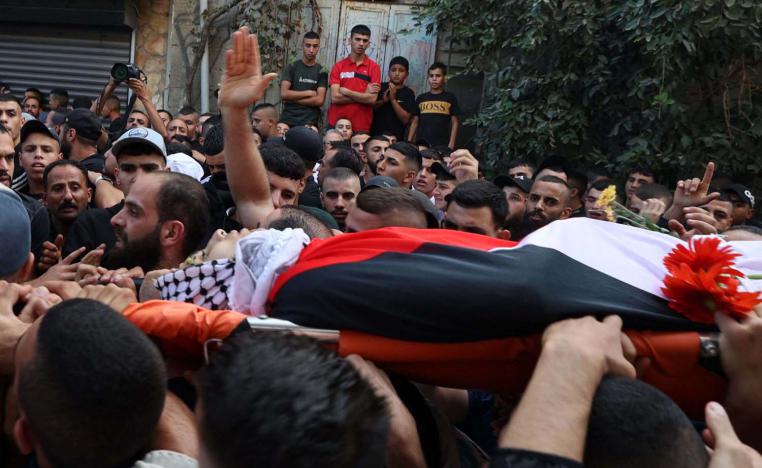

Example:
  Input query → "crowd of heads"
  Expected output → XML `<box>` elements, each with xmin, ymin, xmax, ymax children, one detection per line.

<box><xmin>0</xmin><ymin>22</ymin><xmax>760</xmax><ymax>468</ymax></box>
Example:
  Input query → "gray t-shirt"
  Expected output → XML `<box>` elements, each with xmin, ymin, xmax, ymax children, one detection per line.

<box><xmin>280</xmin><ymin>60</ymin><xmax>328</xmax><ymax>126</ymax></box>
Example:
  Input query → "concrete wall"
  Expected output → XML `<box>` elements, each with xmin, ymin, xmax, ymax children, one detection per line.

<box><xmin>132</xmin><ymin>0</ymin><xmax>171</xmax><ymax>108</ymax></box>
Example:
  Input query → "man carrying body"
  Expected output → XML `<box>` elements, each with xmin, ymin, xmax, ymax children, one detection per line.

<box><xmin>280</xmin><ymin>31</ymin><xmax>328</xmax><ymax>127</ymax></box>
<box><xmin>376</xmin><ymin>141</ymin><xmax>421</xmax><ymax>189</ymax></box>
<box><xmin>321</xmin><ymin>167</ymin><xmax>361</xmax><ymax>230</ymax></box>
<box><xmin>517</xmin><ymin>175</ymin><xmax>573</xmax><ymax>238</ymax></box>
<box><xmin>444</xmin><ymin>180</ymin><xmax>510</xmax><ymax>239</ymax></box>
<box><xmin>327</xmin><ymin>25</ymin><xmax>381</xmax><ymax>133</ymax></box>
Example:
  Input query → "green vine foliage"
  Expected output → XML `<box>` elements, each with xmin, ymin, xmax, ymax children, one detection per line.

<box><xmin>421</xmin><ymin>0</ymin><xmax>762</xmax><ymax>183</ymax></box>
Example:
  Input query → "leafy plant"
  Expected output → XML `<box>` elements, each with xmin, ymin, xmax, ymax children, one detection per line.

<box><xmin>420</xmin><ymin>0</ymin><xmax>762</xmax><ymax>184</ymax></box>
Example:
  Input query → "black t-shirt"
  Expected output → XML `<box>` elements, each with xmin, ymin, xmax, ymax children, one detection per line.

<box><xmin>79</xmin><ymin>153</ymin><xmax>106</xmax><ymax>174</ymax></box>
<box><xmin>413</xmin><ymin>91</ymin><xmax>461</xmax><ymax>147</ymax></box>
<box><xmin>299</xmin><ymin>176</ymin><xmax>322</xmax><ymax>209</ymax></box>
<box><xmin>280</xmin><ymin>60</ymin><xmax>328</xmax><ymax>126</ymax></box>
<box><xmin>370</xmin><ymin>83</ymin><xmax>416</xmax><ymax>140</ymax></box>
<box><xmin>62</xmin><ymin>201</ymin><xmax>122</xmax><ymax>263</ymax></box>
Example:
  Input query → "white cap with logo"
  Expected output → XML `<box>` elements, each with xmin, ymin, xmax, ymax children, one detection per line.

<box><xmin>112</xmin><ymin>127</ymin><xmax>167</xmax><ymax>159</ymax></box>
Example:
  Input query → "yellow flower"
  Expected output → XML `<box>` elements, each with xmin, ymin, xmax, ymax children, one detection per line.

<box><xmin>605</xmin><ymin>207</ymin><xmax>615</xmax><ymax>222</ymax></box>
<box><xmin>596</xmin><ymin>185</ymin><xmax>617</xmax><ymax>209</ymax></box>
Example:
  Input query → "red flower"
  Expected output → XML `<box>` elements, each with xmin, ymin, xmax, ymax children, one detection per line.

<box><xmin>663</xmin><ymin>237</ymin><xmax>742</xmax><ymax>277</ymax></box>
<box><xmin>662</xmin><ymin>264</ymin><xmax>761</xmax><ymax>323</ymax></box>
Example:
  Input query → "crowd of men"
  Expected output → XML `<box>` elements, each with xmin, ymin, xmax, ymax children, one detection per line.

<box><xmin>0</xmin><ymin>23</ymin><xmax>761</xmax><ymax>468</ymax></box>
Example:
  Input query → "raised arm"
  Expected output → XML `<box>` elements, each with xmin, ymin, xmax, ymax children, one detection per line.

<box><xmin>128</xmin><ymin>79</ymin><xmax>169</xmax><ymax>141</ymax></box>
<box><xmin>92</xmin><ymin>78</ymin><xmax>119</xmax><ymax>116</ymax></box>
<box><xmin>218</xmin><ymin>27</ymin><xmax>278</xmax><ymax>229</ymax></box>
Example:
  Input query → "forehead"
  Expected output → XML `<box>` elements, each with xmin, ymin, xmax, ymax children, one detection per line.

<box><xmin>390</xmin><ymin>64</ymin><xmax>407</xmax><ymax>71</ymax></box>
<box><xmin>503</xmin><ymin>185</ymin><xmax>526</xmax><ymax>196</ymax></box>
<box><xmin>48</xmin><ymin>164</ymin><xmax>86</xmax><ymax>183</ymax></box>
<box><xmin>351</xmin><ymin>33</ymin><xmax>370</xmax><ymax>40</ymax></box>
<box><xmin>421</xmin><ymin>157</ymin><xmax>436</xmax><ymax>168</ymax></box>
<box><xmin>351</xmin><ymin>134</ymin><xmax>370</xmax><ymax>145</ymax></box>
<box><xmin>323</xmin><ymin>176</ymin><xmax>360</xmax><ymax>192</ymax></box>
<box><xmin>267</xmin><ymin>172</ymin><xmax>300</xmax><ymax>191</ymax></box>
<box><xmin>0</xmin><ymin>101</ymin><xmax>21</xmax><ymax>112</ymax></box>
<box><xmin>384</xmin><ymin>148</ymin><xmax>404</xmax><ymax>160</ymax></box>
<box><xmin>336</xmin><ymin>119</ymin><xmax>351</xmax><ymax>126</ymax></box>
<box><xmin>368</xmin><ymin>139</ymin><xmax>388</xmax><ymax>148</ymax></box>
<box><xmin>531</xmin><ymin>181</ymin><xmax>565</xmax><ymax>197</ymax></box>
<box><xmin>629</xmin><ymin>172</ymin><xmax>652</xmax><ymax>180</ymax></box>
<box><xmin>129</xmin><ymin>112</ymin><xmax>146</xmax><ymax>119</ymax></box>
<box><xmin>205</xmin><ymin>152</ymin><xmax>224</xmax><ymax>163</ymax></box>
<box><xmin>303</xmin><ymin>38</ymin><xmax>320</xmax><ymax>45</ymax></box>
<box><xmin>705</xmin><ymin>199</ymin><xmax>733</xmax><ymax>212</ymax></box>
<box><xmin>168</xmin><ymin>119</ymin><xmax>187</xmax><ymax>128</ymax></box>
<box><xmin>447</xmin><ymin>202</ymin><xmax>492</xmax><ymax>224</ymax></box>
<box><xmin>128</xmin><ymin>175</ymin><xmax>161</xmax><ymax>199</ymax></box>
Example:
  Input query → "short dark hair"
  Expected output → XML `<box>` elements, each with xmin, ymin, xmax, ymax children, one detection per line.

<box><xmin>590</xmin><ymin>179</ymin><xmax>616</xmax><ymax>192</ymax></box>
<box><xmin>628</xmin><ymin>166</ymin><xmax>654</xmax><ymax>179</ymax></box>
<box><xmin>252</xmin><ymin>102</ymin><xmax>277</xmax><ymax>119</ymax></box>
<box><xmin>350</xmin><ymin>24</ymin><xmax>372</xmax><ymax>37</ymax></box>
<box><xmin>357</xmin><ymin>187</ymin><xmax>426</xmax><ymax>221</ymax></box>
<box><xmin>635</xmin><ymin>183</ymin><xmax>673</xmax><ymax>205</ymax></box>
<box><xmin>535</xmin><ymin>175</ymin><xmax>570</xmax><ymax>189</ymax></box>
<box><xmin>323</xmin><ymin>167</ymin><xmax>361</xmax><ymax>186</ymax></box>
<box><xmin>389</xmin><ymin>56</ymin><xmax>409</xmax><ymax>71</ymax></box>
<box><xmin>447</xmin><ymin>180</ymin><xmax>507</xmax><ymax>228</ymax></box>
<box><xmin>154</xmin><ymin>172</ymin><xmax>211</xmax><ymax>256</ymax></box>
<box><xmin>304</xmin><ymin>31</ymin><xmax>320</xmax><ymax>40</ymax></box>
<box><xmin>19</xmin><ymin>299</ymin><xmax>166</xmax><ymax>468</ymax></box>
<box><xmin>584</xmin><ymin>377</ymin><xmax>708</xmax><ymax>468</ymax></box>
<box><xmin>157</xmin><ymin>109</ymin><xmax>173</xmax><ymax>119</ymax></box>
<box><xmin>267</xmin><ymin>205</ymin><xmax>332</xmax><ymax>239</ymax></box>
<box><xmin>178</xmin><ymin>105</ymin><xmax>198</xmax><ymax>116</ymax></box>
<box><xmin>429</xmin><ymin>62</ymin><xmax>447</xmax><ymax>74</ymax></box>
<box><xmin>261</xmin><ymin>145</ymin><xmax>306</xmax><ymax>181</ymax></box>
<box><xmin>364</xmin><ymin>135</ymin><xmax>390</xmax><ymax>153</ymax></box>
<box><xmin>329</xmin><ymin>148</ymin><xmax>363</xmax><ymax>175</ymax></box>
<box><xmin>50</xmin><ymin>88</ymin><xmax>69</xmax><ymax>107</ymax></box>
<box><xmin>43</xmin><ymin>159</ymin><xmax>88</xmax><ymax>189</ymax></box>
<box><xmin>508</xmin><ymin>159</ymin><xmax>536</xmax><ymax>172</ymax></box>
<box><xmin>352</xmin><ymin>130</ymin><xmax>370</xmax><ymax>139</ymax></box>
<box><xmin>23</xmin><ymin>96</ymin><xmax>41</xmax><ymax>107</ymax></box>
<box><xmin>72</xmin><ymin>96</ymin><xmax>91</xmax><ymax>109</ymax></box>
<box><xmin>387</xmin><ymin>141</ymin><xmax>422</xmax><ymax>172</ymax></box>
<box><xmin>26</xmin><ymin>87</ymin><xmax>43</xmax><ymax>98</ymax></box>
<box><xmin>203</xmin><ymin>124</ymin><xmax>224</xmax><ymax>155</ymax></box>
<box><xmin>199</xmin><ymin>331</ymin><xmax>389</xmax><ymax>468</ymax></box>
<box><xmin>166</xmin><ymin>141</ymin><xmax>192</xmax><ymax>157</ymax></box>
<box><xmin>567</xmin><ymin>169</ymin><xmax>589</xmax><ymax>198</ymax></box>
<box><xmin>0</xmin><ymin>94</ymin><xmax>21</xmax><ymax>108</ymax></box>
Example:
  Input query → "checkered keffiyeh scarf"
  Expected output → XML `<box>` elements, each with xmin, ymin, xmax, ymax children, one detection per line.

<box><xmin>157</xmin><ymin>228</ymin><xmax>310</xmax><ymax>314</ymax></box>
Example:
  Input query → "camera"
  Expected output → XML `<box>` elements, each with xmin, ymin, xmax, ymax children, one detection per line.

<box><xmin>110</xmin><ymin>63</ymin><xmax>144</xmax><ymax>82</ymax></box>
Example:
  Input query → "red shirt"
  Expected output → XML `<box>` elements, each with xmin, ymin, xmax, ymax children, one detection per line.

<box><xmin>328</xmin><ymin>55</ymin><xmax>381</xmax><ymax>132</ymax></box>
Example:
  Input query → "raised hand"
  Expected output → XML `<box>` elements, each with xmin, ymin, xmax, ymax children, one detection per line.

<box><xmin>37</xmin><ymin>234</ymin><xmax>64</xmax><ymax>272</ymax></box>
<box><xmin>448</xmin><ymin>149</ymin><xmax>479</xmax><ymax>182</ymax></box>
<box><xmin>217</xmin><ymin>26</ymin><xmax>278</xmax><ymax>109</ymax></box>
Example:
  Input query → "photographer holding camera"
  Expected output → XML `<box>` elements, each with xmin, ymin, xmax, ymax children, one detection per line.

<box><xmin>92</xmin><ymin>64</ymin><xmax>168</xmax><ymax>141</ymax></box>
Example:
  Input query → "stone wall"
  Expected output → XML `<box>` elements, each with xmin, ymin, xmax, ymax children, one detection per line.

<box><xmin>133</xmin><ymin>0</ymin><xmax>171</xmax><ymax>107</ymax></box>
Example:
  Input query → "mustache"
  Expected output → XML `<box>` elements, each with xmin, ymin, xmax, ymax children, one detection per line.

<box><xmin>57</xmin><ymin>200</ymin><xmax>79</xmax><ymax>212</ymax></box>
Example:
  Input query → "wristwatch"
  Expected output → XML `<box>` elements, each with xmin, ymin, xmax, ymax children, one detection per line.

<box><xmin>95</xmin><ymin>175</ymin><xmax>113</xmax><ymax>185</ymax></box>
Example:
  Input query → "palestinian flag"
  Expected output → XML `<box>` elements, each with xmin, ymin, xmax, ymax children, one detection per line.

<box><xmin>268</xmin><ymin>218</ymin><xmax>762</xmax><ymax>341</ymax></box>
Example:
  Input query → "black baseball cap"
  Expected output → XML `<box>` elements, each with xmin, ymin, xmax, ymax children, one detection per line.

<box><xmin>410</xmin><ymin>190</ymin><xmax>441</xmax><ymax>228</ymax></box>
<box><xmin>494</xmin><ymin>175</ymin><xmax>532</xmax><ymax>193</ymax></box>
<box><xmin>63</xmin><ymin>109</ymin><xmax>102</xmax><ymax>141</ymax></box>
<box><xmin>722</xmin><ymin>184</ymin><xmax>755</xmax><ymax>208</ymax></box>
<box><xmin>20</xmin><ymin>119</ymin><xmax>60</xmax><ymax>144</ymax></box>
<box><xmin>362</xmin><ymin>175</ymin><xmax>399</xmax><ymax>191</ymax></box>
<box><xmin>283</xmin><ymin>126</ymin><xmax>324</xmax><ymax>164</ymax></box>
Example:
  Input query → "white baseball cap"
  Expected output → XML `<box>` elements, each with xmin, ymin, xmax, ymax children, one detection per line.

<box><xmin>112</xmin><ymin>127</ymin><xmax>167</xmax><ymax>159</ymax></box>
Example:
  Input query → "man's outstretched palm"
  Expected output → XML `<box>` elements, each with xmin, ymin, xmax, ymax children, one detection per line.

<box><xmin>218</xmin><ymin>26</ymin><xmax>278</xmax><ymax>108</ymax></box>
